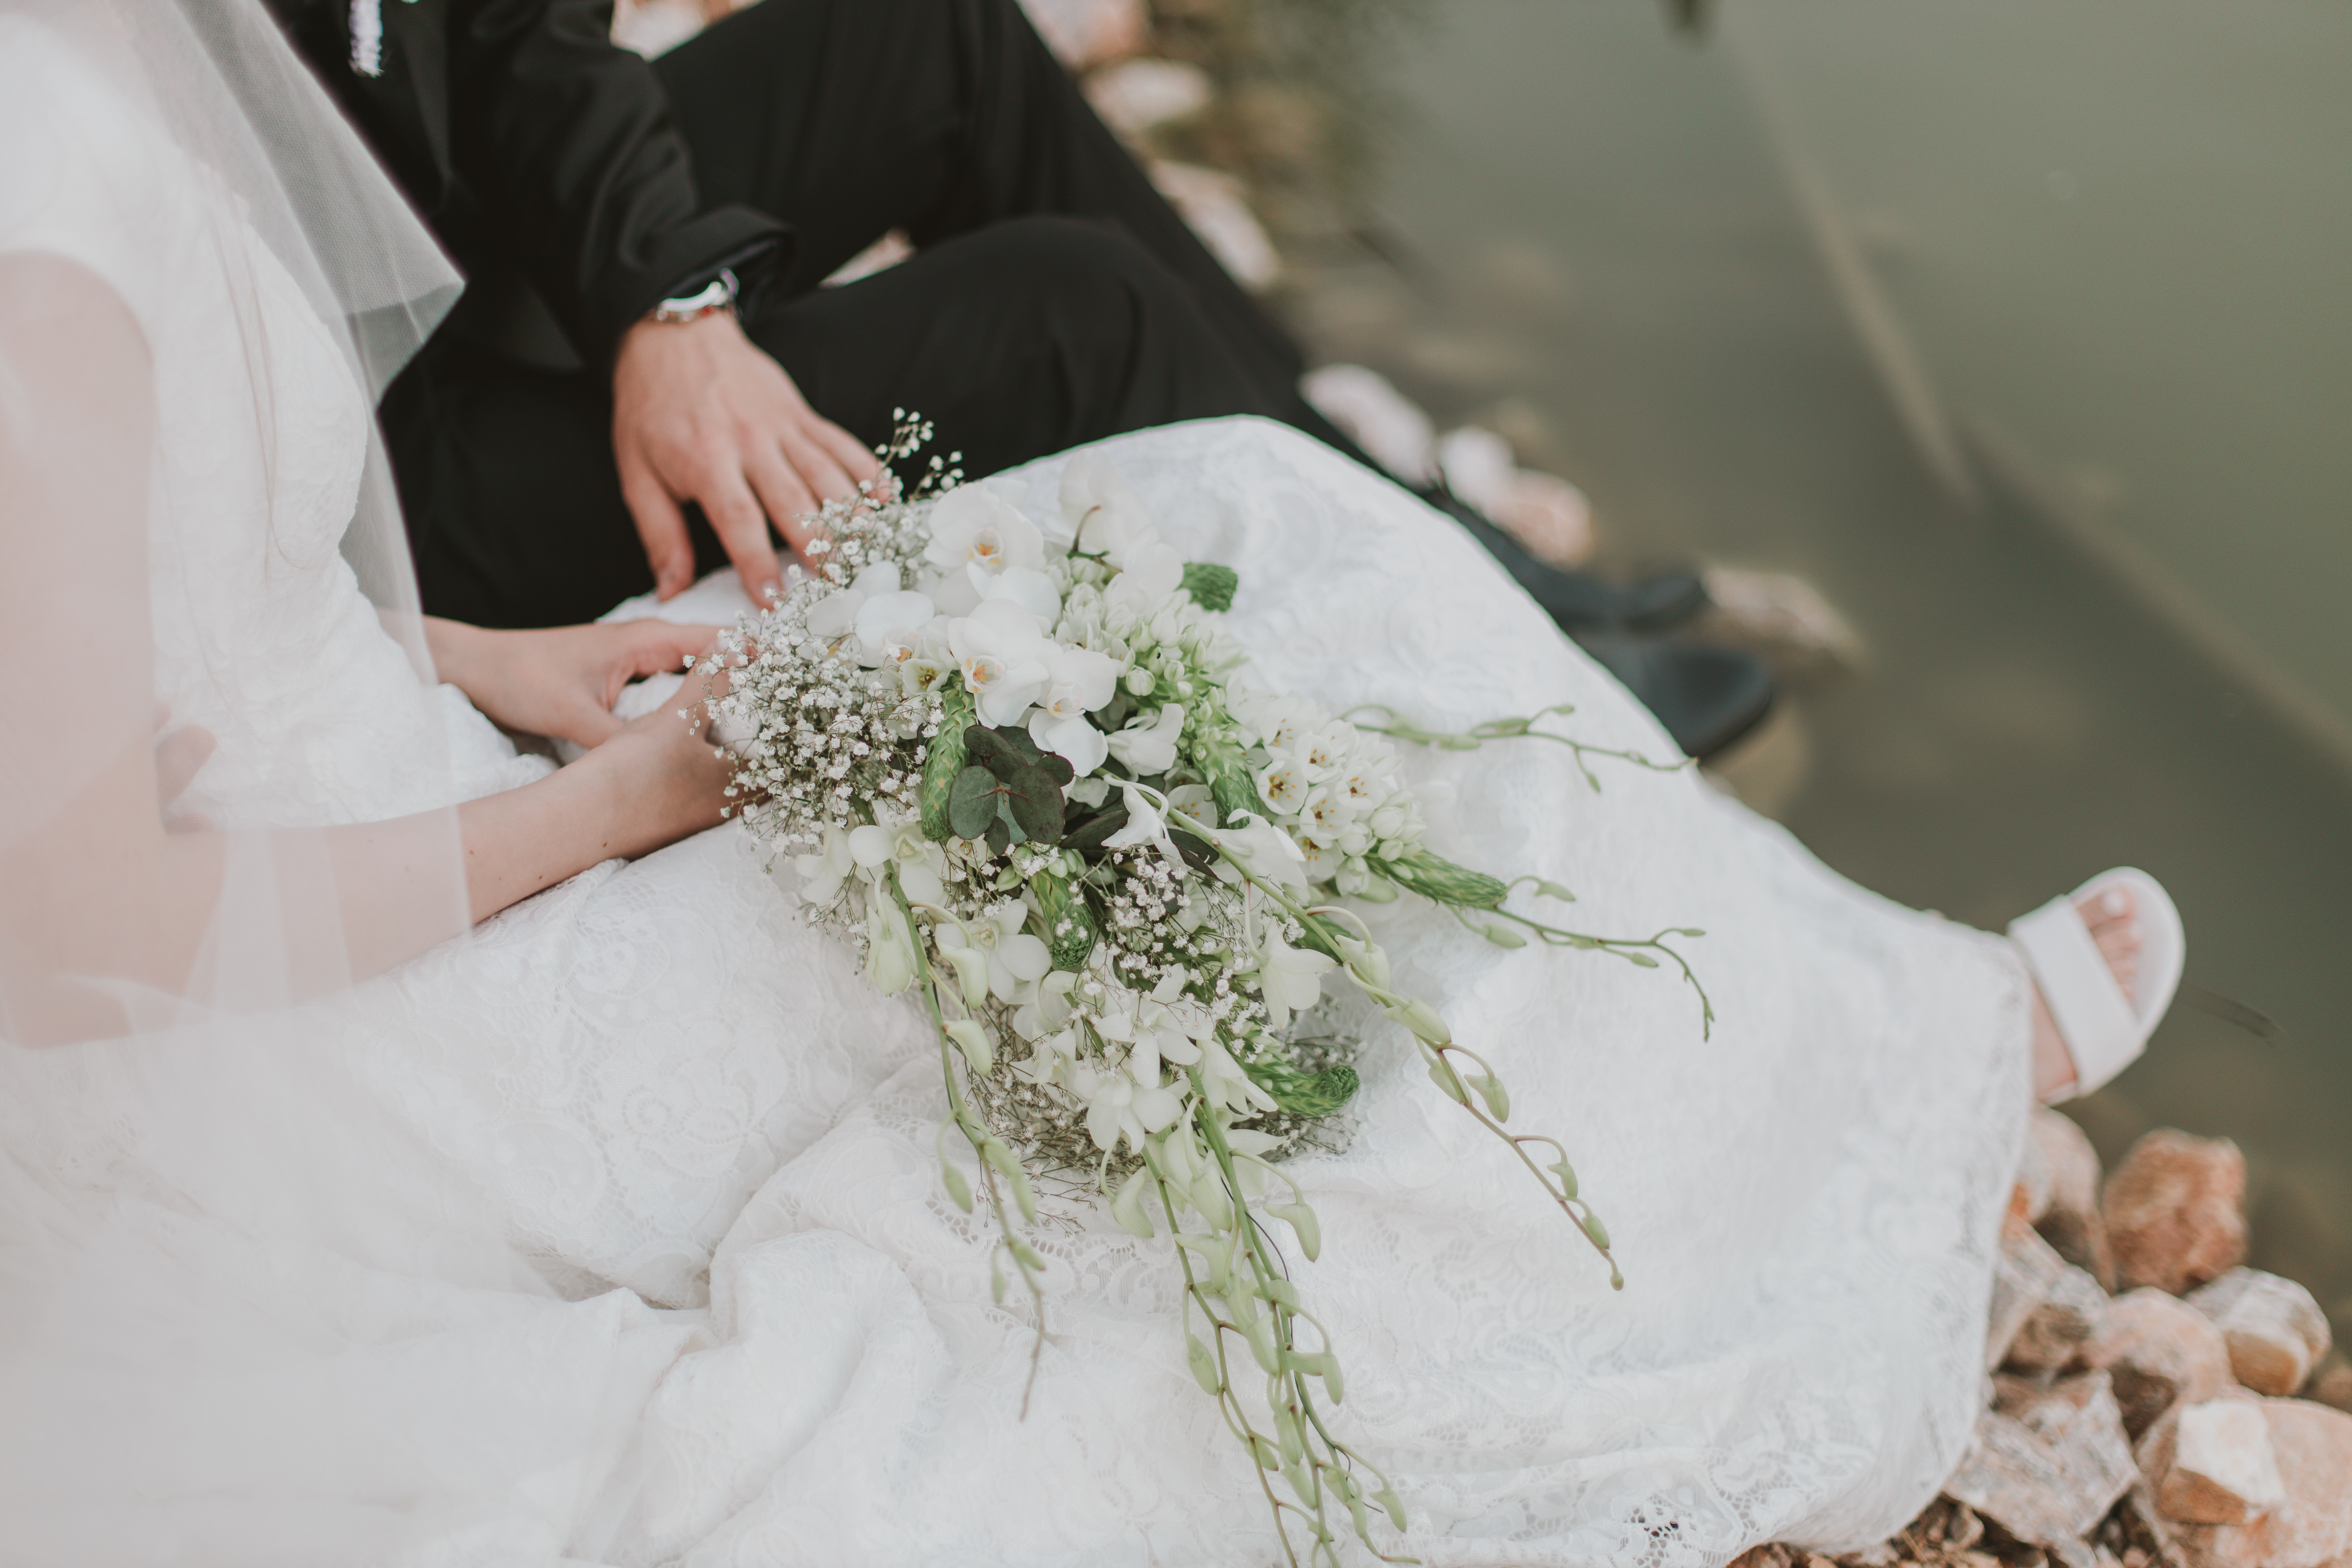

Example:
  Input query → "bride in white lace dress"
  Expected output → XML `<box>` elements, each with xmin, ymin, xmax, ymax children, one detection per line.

<box><xmin>0</xmin><ymin>3</ymin><xmax>2169</xmax><ymax>1564</ymax></box>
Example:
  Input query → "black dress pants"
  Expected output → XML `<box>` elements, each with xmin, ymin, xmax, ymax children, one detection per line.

<box><xmin>388</xmin><ymin>0</ymin><xmax>1353</xmax><ymax>628</ymax></box>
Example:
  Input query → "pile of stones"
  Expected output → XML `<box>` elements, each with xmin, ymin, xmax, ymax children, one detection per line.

<box><xmin>1741</xmin><ymin>1114</ymin><xmax>2352</xmax><ymax>1568</ymax></box>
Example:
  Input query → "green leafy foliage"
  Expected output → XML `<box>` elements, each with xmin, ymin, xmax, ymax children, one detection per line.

<box><xmin>947</xmin><ymin>724</ymin><xmax>1074</xmax><ymax>850</ymax></box>
<box><xmin>1377</xmin><ymin>847</ymin><xmax>1510</xmax><ymax>909</ymax></box>
<box><xmin>919</xmin><ymin>684</ymin><xmax>974</xmax><ymax>840</ymax></box>
<box><xmin>1245</xmin><ymin>1060</ymin><xmax>1360</xmax><ymax>1119</ymax></box>
<box><xmin>1179</xmin><ymin>560</ymin><xmax>1239</xmax><ymax>612</ymax></box>
<box><xmin>1029</xmin><ymin>867</ymin><xmax>1098</xmax><ymax>971</ymax></box>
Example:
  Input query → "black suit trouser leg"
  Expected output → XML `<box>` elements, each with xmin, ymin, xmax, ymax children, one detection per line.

<box><xmin>393</xmin><ymin>0</ymin><xmax>1353</xmax><ymax>628</ymax></box>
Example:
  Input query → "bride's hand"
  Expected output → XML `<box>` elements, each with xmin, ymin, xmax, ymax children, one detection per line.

<box><xmin>424</xmin><ymin>618</ymin><xmax>721</xmax><ymax>750</ymax></box>
<box><xmin>582</xmin><ymin>647</ymin><xmax>741</xmax><ymax>853</ymax></box>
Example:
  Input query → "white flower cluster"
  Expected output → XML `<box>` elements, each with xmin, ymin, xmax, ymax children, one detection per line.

<box><xmin>701</xmin><ymin>438</ymin><xmax>1645</xmax><ymax>1567</ymax></box>
<box><xmin>1226</xmin><ymin>687</ymin><xmax>1429</xmax><ymax>897</ymax></box>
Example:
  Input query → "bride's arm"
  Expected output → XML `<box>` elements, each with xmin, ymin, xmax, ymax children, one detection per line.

<box><xmin>0</xmin><ymin>256</ymin><xmax>733</xmax><ymax>1045</ymax></box>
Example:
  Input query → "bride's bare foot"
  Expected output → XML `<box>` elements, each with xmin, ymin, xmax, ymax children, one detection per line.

<box><xmin>2030</xmin><ymin>887</ymin><xmax>2142</xmax><ymax>1100</ymax></box>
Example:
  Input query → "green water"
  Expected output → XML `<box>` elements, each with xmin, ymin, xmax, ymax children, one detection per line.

<box><xmin>1280</xmin><ymin>0</ymin><xmax>2352</xmax><ymax>1340</ymax></box>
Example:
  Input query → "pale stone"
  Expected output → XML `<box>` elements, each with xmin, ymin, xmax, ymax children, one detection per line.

<box><xmin>1085</xmin><ymin>58</ymin><xmax>1213</xmax><ymax>135</ymax></box>
<box><xmin>1947</xmin><ymin>1373</ymin><xmax>2138</xmax><ymax>1561</ymax></box>
<box><xmin>2105</xmin><ymin>1131</ymin><xmax>2248</xmax><ymax>1297</ymax></box>
<box><xmin>1435</xmin><ymin>426</ymin><xmax>1518</xmax><ymax>517</ymax></box>
<box><xmin>2170</xmin><ymin>1400</ymin><xmax>2352</xmax><ymax>1568</ymax></box>
<box><xmin>2009</xmin><ymin>1264</ymin><xmax>2111</xmax><ymax>1372</ymax></box>
<box><xmin>2186</xmin><ymin>1270</ymin><xmax>2332</xmax><ymax>1398</ymax></box>
<box><xmin>2082</xmin><ymin>1288</ymin><xmax>2236</xmax><ymax>1438</ymax></box>
<box><xmin>1148</xmin><ymin>163</ymin><xmax>1278</xmax><ymax>290</ymax></box>
<box><xmin>2033</xmin><ymin>1108</ymin><xmax>2118</xmax><ymax>1290</ymax></box>
<box><xmin>2157</xmin><ymin>1399</ymin><xmax>2288</xmax><ymax>1525</ymax></box>
<box><xmin>1497</xmin><ymin>470</ymin><xmax>1596</xmax><ymax>567</ymax></box>
<box><xmin>1300</xmin><ymin>364</ymin><xmax>1436</xmax><ymax>484</ymax></box>
<box><xmin>1698</xmin><ymin>569</ymin><xmax>1865</xmax><ymax>672</ymax></box>
<box><xmin>2303</xmin><ymin>1355</ymin><xmax>2352</xmax><ymax>1415</ymax></box>
<box><xmin>1990</xmin><ymin>1216</ymin><xmax>2073</xmax><ymax>1371</ymax></box>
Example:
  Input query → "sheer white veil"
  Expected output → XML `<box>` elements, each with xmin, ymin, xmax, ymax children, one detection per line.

<box><xmin>0</xmin><ymin>3</ymin><xmax>660</xmax><ymax>1558</ymax></box>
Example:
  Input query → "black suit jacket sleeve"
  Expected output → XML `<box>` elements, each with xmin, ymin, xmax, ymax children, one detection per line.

<box><xmin>453</xmin><ymin>0</ymin><xmax>789</xmax><ymax>364</ymax></box>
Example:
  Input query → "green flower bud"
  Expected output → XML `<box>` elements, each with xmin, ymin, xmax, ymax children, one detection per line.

<box><xmin>1470</xmin><ymin>1071</ymin><xmax>1511</xmax><ymax>1123</ymax></box>
<box><xmin>1275</xmin><ymin>1407</ymin><xmax>1305</xmax><ymax>1468</ymax></box>
<box><xmin>1550</xmin><ymin>1156</ymin><xmax>1578</xmax><ymax>1200</ymax></box>
<box><xmin>944</xmin><ymin>1018</ymin><xmax>993</xmax><ymax>1075</ymax></box>
<box><xmin>940</xmin><ymin>1159</ymin><xmax>973</xmax><ymax>1214</ymax></box>
<box><xmin>1580</xmin><ymin>1211</ymin><xmax>1611</xmax><ymax>1251</ymax></box>
<box><xmin>1377</xmin><ymin>1486</ymin><xmax>1409</xmax><ymax>1532</ymax></box>
<box><xmin>1266</xmin><ymin>1201</ymin><xmax>1321</xmax><ymax>1262</ymax></box>
<box><xmin>1123</xmin><ymin>665</ymin><xmax>1156</xmax><ymax>696</ymax></box>
<box><xmin>1186</xmin><ymin>1331</ymin><xmax>1223</xmax><ymax>1395</ymax></box>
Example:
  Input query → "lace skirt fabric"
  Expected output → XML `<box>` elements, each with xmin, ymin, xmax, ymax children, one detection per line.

<box><xmin>0</xmin><ymin>419</ymin><xmax>2030</xmax><ymax>1566</ymax></box>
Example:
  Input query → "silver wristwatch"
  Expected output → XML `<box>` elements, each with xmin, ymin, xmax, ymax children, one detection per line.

<box><xmin>649</xmin><ymin>268</ymin><xmax>739</xmax><ymax>326</ymax></box>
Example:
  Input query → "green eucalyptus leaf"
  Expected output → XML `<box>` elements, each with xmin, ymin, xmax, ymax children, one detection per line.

<box><xmin>948</xmin><ymin>764</ymin><xmax>1002</xmax><ymax>840</ymax></box>
<box><xmin>999</xmin><ymin>762</ymin><xmax>1066</xmax><ymax>844</ymax></box>
<box><xmin>965</xmin><ymin>723</ymin><xmax>1073</xmax><ymax>787</ymax></box>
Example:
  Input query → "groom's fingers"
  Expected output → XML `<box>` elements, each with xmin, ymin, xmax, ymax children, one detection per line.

<box><xmin>695</xmin><ymin>459</ymin><xmax>784</xmax><ymax>609</ymax></box>
<box><xmin>620</xmin><ymin>453</ymin><xmax>696</xmax><ymax>601</ymax></box>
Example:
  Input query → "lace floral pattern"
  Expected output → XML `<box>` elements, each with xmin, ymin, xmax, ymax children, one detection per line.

<box><xmin>0</xmin><ymin>47</ymin><xmax>2031</xmax><ymax>1551</ymax></box>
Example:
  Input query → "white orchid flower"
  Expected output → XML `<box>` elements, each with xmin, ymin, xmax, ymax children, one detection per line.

<box><xmin>851</xmin><ymin>589</ymin><xmax>939</xmax><ymax>666</ymax></box>
<box><xmin>790</xmin><ymin>824</ymin><xmax>856</xmax><ymax>906</ymax></box>
<box><xmin>947</xmin><ymin>598</ymin><xmax>1053</xmax><ymax>728</ymax></box>
<box><xmin>1023</xmin><ymin>644</ymin><xmax>1119</xmax><ymax>776</ymax></box>
<box><xmin>863</xmin><ymin>896</ymin><xmax>918</xmax><ymax>995</ymax></box>
<box><xmin>1105</xmin><ymin>702</ymin><xmax>1185</xmax><ymax>775</ymax></box>
<box><xmin>1058</xmin><ymin>449</ymin><xmax>1125</xmax><ymax>537</ymax></box>
<box><xmin>803</xmin><ymin>561</ymin><xmax>901</xmax><ymax>639</ymax></box>
<box><xmin>1210</xmin><ymin>812</ymin><xmax>1309</xmax><ymax>890</ymax></box>
<box><xmin>1015</xmin><ymin>1026</ymin><xmax>1079</xmax><ymax>1086</ymax></box>
<box><xmin>973</xmin><ymin>562</ymin><xmax>1062</xmax><ymax>624</ymax></box>
<box><xmin>1074</xmin><ymin>1059</ymin><xmax>1184</xmax><ymax>1153</ymax></box>
<box><xmin>1253</xmin><ymin>926</ymin><xmax>1336</xmax><ymax>1030</ymax></box>
<box><xmin>1029</xmin><ymin>710</ymin><xmax>1107</xmax><ymax>778</ymax></box>
<box><xmin>1101</xmin><ymin>783</ymin><xmax>1176</xmax><ymax>855</ymax></box>
<box><xmin>1195</xmin><ymin>1034</ymin><xmax>1278</xmax><ymax>1116</ymax></box>
<box><xmin>1106</xmin><ymin>540</ymin><xmax>1186</xmax><ymax>615</ymax></box>
<box><xmin>925</xmin><ymin>483</ymin><xmax>1043</xmax><ymax>576</ymax></box>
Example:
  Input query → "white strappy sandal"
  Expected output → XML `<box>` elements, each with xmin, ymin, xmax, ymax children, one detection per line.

<box><xmin>2009</xmin><ymin>867</ymin><xmax>2185</xmax><ymax>1102</ymax></box>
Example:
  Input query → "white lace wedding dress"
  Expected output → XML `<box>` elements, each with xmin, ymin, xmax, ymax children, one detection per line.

<box><xmin>0</xmin><ymin>21</ymin><xmax>2031</xmax><ymax>1567</ymax></box>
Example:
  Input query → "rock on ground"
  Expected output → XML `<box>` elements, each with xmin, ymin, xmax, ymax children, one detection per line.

<box><xmin>2031</xmin><ymin>1108</ymin><xmax>2118</xmax><ymax>1290</ymax></box>
<box><xmin>1990</xmin><ymin>1215</ymin><xmax>2075</xmax><ymax>1370</ymax></box>
<box><xmin>1947</xmin><ymin>1373</ymin><xmax>2138</xmax><ymax>1566</ymax></box>
<box><xmin>2163</xmin><ymin>1400</ymin><xmax>2352</xmax><ymax>1568</ymax></box>
<box><xmin>2079</xmin><ymin>1287</ymin><xmax>2236</xmax><ymax>1438</ymax></box>
<box><xmin>2105</xmin><ymin>1131</ymin><xmax>2248</xmax><ymax>1297</ymax></box>
<box><xmin>2185</xmin><ymin>1269</ymin><xmax>2333</xmax><ymax>1399</ymax></box>
<box><xmin>2151</xmin><ymin>1396</ymin><xmax>2288</xmax><ymax>1525</ymax></box>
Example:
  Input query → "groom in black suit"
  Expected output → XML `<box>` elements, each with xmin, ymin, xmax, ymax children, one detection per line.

<box><xmin>270</xmin><ymin>0</ymin><xmax>1770</xmax><ymax>755</ymax></box>
<box><xmin>270</xmin><ymin>0</ymin><xmax>1346</xmax><ymax>628</ymax></box>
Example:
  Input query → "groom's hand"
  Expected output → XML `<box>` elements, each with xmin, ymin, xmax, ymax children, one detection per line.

<box><xmin>611</xmin><ymin>312</ymin><xmax>881</xmax><ymax>608</ymax></box>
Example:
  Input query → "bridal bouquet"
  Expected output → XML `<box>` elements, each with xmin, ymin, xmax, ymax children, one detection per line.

<box><xmin>700</xmin><ymin>421</ymin><xmax>1703</xmax><ymax>1565</ymax></box>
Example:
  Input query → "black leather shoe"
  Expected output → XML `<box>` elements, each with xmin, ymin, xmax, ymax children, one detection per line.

<box><xmin>1414</xmin><ymin>483</ymin><xmax>1709</xmax><ymax>632</ymax></box>
<box><xmin>1577</xmin><ymin>634</ymin><xmax>1775</xmax><ymax>761</ymax></box>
